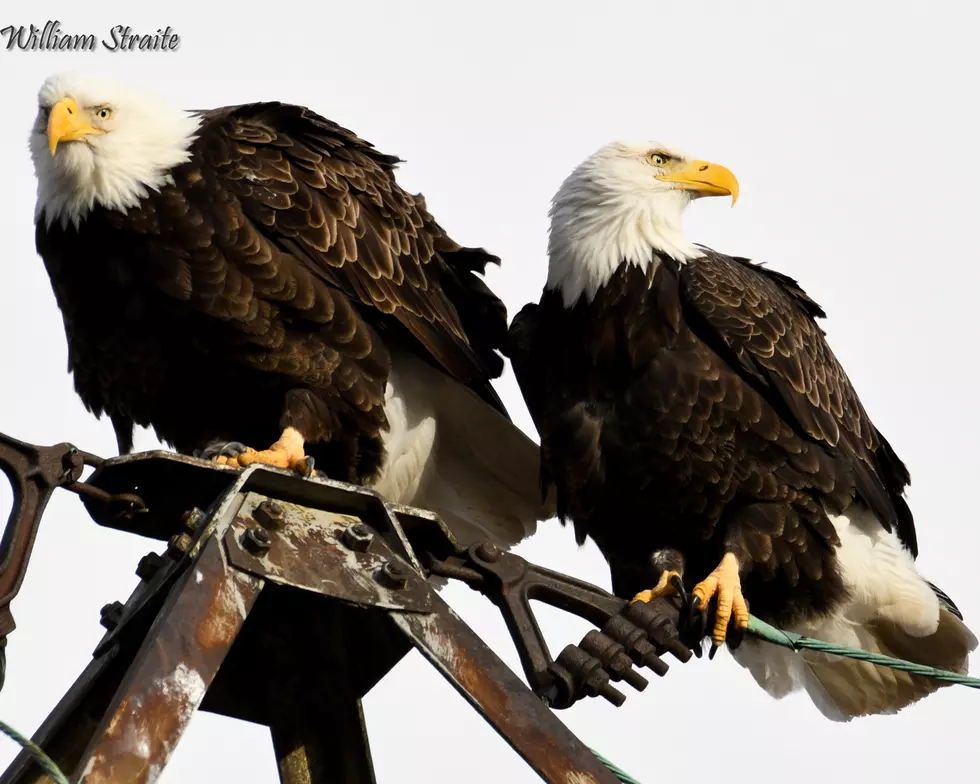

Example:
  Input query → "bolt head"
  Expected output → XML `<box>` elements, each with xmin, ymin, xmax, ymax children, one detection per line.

<box><xmin>100</xmin><ymin>601</ymin><xmax>124</xmax><ymax>631</ymax></box>
<box><xmin>242</xmin><ymin>527</ymin><xmax>271</xmax><ymax>555</ymax></box>
<box><xmin>182</xmin><ymin>508</ymin><xmax>205</xmax><ymax>532</ymax></box>
<box><xmin>167</xmin><ymin>533</ymin><xmax>193</xmax><ymax>559</ymax></box>
<box><xmin>341</xmin><ymin>523</ymin><xmax>374</xmax><ymax>552</ymax></box>
<box><xmin>136</xmin><ymin>552</ymin><xmax>165</xmax><ymax>581</ymax></box>
<box><xmin>475</xmin><ymin>543</ymin><xmax>501</xmax><ymax>563</ymax></box>
<box><xmin>378</xmin><ymin>560</ymin><xmax>409</xmax><ymax>588</ymax></box>
<box><xmin>255</xmin><ymin>500</ymin><xmax>285</xmax><ymax>529</ymax></box>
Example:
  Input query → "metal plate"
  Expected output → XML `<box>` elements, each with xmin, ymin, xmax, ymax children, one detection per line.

<box><xmin>224</xmin><ymin>493</ymin><xmax>432</xmax><ymax>613</ymax></box>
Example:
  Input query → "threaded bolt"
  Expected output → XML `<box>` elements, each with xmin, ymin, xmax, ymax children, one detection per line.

<box><xmin>182</xmin><ymin>508</ymin><xmax>205</xmax><ymax>532</ymax></box>
<box><xmin>100</xmin><ymin>601</ymin><xmax>124</xmax><ymax>631</ymax></box>
<box><xmin>341</xmin><ymin>523</ymin><xmax>373</xmax><ymax>552</ymax></box>
<box><xmin>136</xmin><ymin>552</ymin><xmax>165</xmax><ymax>581</ymax></box>
<box><xmin>254</xmin><ymin>500</ymin><xmax>285</xmax><ymax>529</ymax></box>
<box><xmin>242</xmin><ymin>527</ymin><xmax>271</xmax><ymax>555</ymax></box>
<box><xmin>167</xmin><ymin>533</ymin><xmax>193</xmax><ymax>559</ymax></box>
<box><xmin>378</xmin><ymin>560</ymin><xmax>409</xmax><ymax>589</ymax></box>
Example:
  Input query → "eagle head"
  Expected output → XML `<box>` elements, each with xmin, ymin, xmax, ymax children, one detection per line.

<box><xmin>30</xmin><ymin>72</ymin><xmax>201</xmax><ymax>230</ymax></box>
<box><xmin>546</xmin><ymin>141</ymin><xmax>739</xmax><ymax>307</ymax></box>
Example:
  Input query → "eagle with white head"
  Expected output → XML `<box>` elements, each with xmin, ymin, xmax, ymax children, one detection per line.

<box><xmin>508</xmin><ymin>141</ymin><xmax>977</xmax><ymax>719</ymax></box>
<box><xmin>30</xmin><ymin>71</ymin><xmax>552</xmax><ymax>549</ymax></box>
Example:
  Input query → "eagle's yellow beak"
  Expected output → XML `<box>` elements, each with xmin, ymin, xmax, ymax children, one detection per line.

<box><xmin>656</xmin><ymin>160</ymin><xmax>739</xmax><ymax>206</ymax></box>
<box><xmin>48</xmin><ymin>97</ymin><xmax>103</xmax><ymax>156</ymax></box>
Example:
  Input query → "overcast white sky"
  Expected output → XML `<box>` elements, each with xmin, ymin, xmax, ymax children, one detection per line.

<box><xmin>1</xmin><ymin>2</ymin><xmax>979</xmax><ymax>782</ymax></box>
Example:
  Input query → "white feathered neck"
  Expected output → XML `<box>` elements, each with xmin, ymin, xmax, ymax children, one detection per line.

<box><xmin>546</xmin><ymin>144</ymin><xmax>704</xmax><ymax>308</ymax></box>
<box><xmin>31</xmin><ymin>73</ymin><xmax>202</xmax><ymax>231</ymax></box>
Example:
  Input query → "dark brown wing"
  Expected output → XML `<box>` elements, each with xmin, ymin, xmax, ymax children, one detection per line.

<box><xmin>184</xmin><ymin>102</ymin><xmax>505</xmax><ymax>411</ymax></box>
<box><xmin>680</xmin><ymin>250</ymin><xmax>916</xmax><ymax>554</ymax></box>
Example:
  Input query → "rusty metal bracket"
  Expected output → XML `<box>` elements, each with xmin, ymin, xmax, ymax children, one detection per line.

<box><xmin>0</xmin><ymin>434</ymin><xmax>79</xmax><ymax>647</ymax></box>
<box><xmin>0</xmin><ymin>447</ymin><xmax>653</xmax><ymax>784</ymax></box>
<box><xmin>223</xmin><ymin>492</ymin><xmax>432</xmax><ymax>613</ymax></box>
<box><xmin>422</xmin><ymin>542</ymin><xmax>693</xmax><ymax>710</ymax></box>
<box><xmin>0</xmin><ymin>432</ymin><xmax>149</xmax><ymax>692</ymax></box>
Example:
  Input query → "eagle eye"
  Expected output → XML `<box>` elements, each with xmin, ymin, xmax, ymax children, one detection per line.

<box><xmin>647</xmin><ymin>152</ymin><xmax>669</xmax><ymax>166</ymax></box>
<box><xmin>96</xmin><ymin>107</ymin><xmax>112</xmax><ymax>120</ymax></box>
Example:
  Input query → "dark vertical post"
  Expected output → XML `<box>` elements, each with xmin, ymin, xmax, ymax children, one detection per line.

<box><xmin>271</xmin><ymin>696</ymin><xmax>375</xmax><ymax>784</ymax></box>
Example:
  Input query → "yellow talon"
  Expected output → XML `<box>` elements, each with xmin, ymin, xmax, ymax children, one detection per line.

<box><xmin>691</xmin><ymin>552</ymin><xmax>749</xmax><ymax>649</ymax></box>
<box><xmin>212</xmin><ymin>427</ymin><xmax>313</xmax><ymax>476</ymax></box>
<box><xmin>631</xmin><ymin>569</ymin><xmax>684</xmax><ymax>605</ymax></box>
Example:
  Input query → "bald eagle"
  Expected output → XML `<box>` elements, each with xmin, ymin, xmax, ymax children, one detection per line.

<box><xmin>507</xmin><ymin>141</ymin><xmax>977</xmax><ymax>720</ymax></box>
<box><xmin>30</xmin><ymin>72</ymin><xmax>550</xmax><ymax>548</ymax></box>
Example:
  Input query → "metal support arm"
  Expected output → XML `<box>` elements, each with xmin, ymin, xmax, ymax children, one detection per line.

<box><xmin>0</xmin><ymin>438</ymin><xmax>693</xmax><ymax>784</ymax></box>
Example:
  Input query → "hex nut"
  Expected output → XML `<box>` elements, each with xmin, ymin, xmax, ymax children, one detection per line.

<box><xmin>254</xmin><ymin>500</ymin><xmax>285</xmax><ymax>529</ymax></box>
<box><xmin>341</xmin><ymin>523</ymin><xmax>374</xmax><ymax>552</ymax></box>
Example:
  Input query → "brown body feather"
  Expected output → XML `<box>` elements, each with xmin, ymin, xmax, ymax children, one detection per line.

<box><xmin>508</xmin><ymin>252</ymin><xmax>921</xmax><ymax>627</ymax></box>
<box><xmin>37</xmin><ymin>102</ymin><xmax>508</xmax><ymax>483</ymax></box>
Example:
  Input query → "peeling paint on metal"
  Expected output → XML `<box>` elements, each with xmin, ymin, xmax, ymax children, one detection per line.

<box><xmin>197</xmin><ymin>568</ymin><xmax>253</xmax><ymax>649</ymax></box>
<box><xmin>81</xmin><ymin>664</ymin><xmax>207</xmax><ymax>784</ymax></box>
<box><xmin>411</xmin><ymin>612</ymin><xmax>460</xmax><ymax>670</ymax></box>
<box><xmin>144</xmin><ymin>664</ymin><xmax>206</xmax><ymax>780</ymax></box>
<box><xmin>566</xmin><ymin>773</ymin><xmax>601</xmax><ymax>784</ymax></box>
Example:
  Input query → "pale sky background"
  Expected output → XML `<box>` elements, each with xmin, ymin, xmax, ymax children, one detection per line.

<box><xmin>1</xmin><ymin>2</ymin><xmax>978</xmax><ymax>782</ymax></box>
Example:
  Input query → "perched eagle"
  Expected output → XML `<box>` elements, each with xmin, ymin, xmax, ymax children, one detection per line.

<box><xmin>30</xmin><ymin>72</ymin><xmax>550</xmax><ymax>547</ymax></box>
<box><xmin>508</xmin><ymin>141</ymin><xmax>977</xmax><ymax>720</ymax></box>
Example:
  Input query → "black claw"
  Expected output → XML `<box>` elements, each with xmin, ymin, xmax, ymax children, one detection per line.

<box><xmin>669</xmin><ymin>573</ymin><xmax>688</xmax><ymax>608</ymax></box>
<box><xmin>688</xmin><ymin>595</ymin><xmax>704</xmax><ymax>630</ymax></box>
<box><xmin>302</xmin><ymin>456</ymin><xmax>316</xmax><ymax>478</ymax></box>
<box><xmin>708</xmin><ymin>643</ymin><xmax>720</xmax><ymax>661</ymax></box>
<box><xmin>198</xmin><ymin>441</ymin><xmax>248</xmax><ymax>461</ymax></box>
<box><xmin>220</xmin><ymin>442</ymin><xmax>248</xmax><ymax>458</ymax></box>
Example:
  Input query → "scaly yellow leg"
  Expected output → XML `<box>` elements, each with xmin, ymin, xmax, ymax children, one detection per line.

<box><xmin>213</xmin><ymin>427</ymin><xmax>313</xmax><ymax>476</ymax></box>
<box><xmin>691</xmin><ymin>552</ymin><xmax>749</xmax><ymax>649</ymax></box>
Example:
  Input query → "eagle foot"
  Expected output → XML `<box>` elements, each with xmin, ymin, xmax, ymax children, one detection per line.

<box><xmin>631</xmin><ymin>570</ymin><xmax>687</xmax><ymax>607</ymax></box>
<box><xmin>691</xmin><ymin>552</ymin><xmax>749</xmax><ymax>655</ymax></box>
<box><xmin>208</xmin><ymin>428</ymin><xmax>315</xmax><ymax>477</ymax></box>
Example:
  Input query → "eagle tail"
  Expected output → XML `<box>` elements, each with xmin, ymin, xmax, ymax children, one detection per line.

<box><xmin>733</xmin><ymin>505</ymin><xmax>977</xmax><ymax>720</ymax></box>
<box><xmin>371</xmin><ymin>351</ymin><xmax>553</xmax><ymax>549</ymax></box>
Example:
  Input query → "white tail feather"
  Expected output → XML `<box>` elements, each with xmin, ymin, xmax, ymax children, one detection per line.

<box><xmin>732</xmin><ymin>505</ymin><xmax>977</xmax><ymax>720</ymax></box>
<box><xmin>370</xmin><ymin>352</ymin><xmax>553</xmax><ymax>548</ymax></box>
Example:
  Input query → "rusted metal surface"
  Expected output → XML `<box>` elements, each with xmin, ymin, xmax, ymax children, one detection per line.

<box><xmin>0</xmin><ymin>536</ymin><xmax>194</xmax><ymax>784</ymax></box>
<box><xmin>0</xmin><ymin>435</ymin><xmax>82</xmax><ymax>644</ymax></box>
<box><xmin>425</xmin><ymin>543</ymin><xmax>692</xmax><ymax>710</ymax></box>
<box><xmin>72</xmin><ymin>537</ymin><xmax>262</xmax><ymax>784</ymax></box>
<box><xmin>0</xmin><ymin>432</ymin><xmax>147</xmax><ymax>689</ymax></box>
<box><xmin>79</xmin><ymin>452</ymin><xmax>422</xmax><ymax>565</ymax></box>
<box><xmin>394</xmin><ymin>600</ymin><xmax>621</xmax><ymax>784</ymax></box>
<box><xmin>223</xmin><ymin>493</ymin><xmax>432</xmax><ymax>613</ymax></box>
<box><xmin>0</xmin><ymin>440</ymin><xmax>696</xmax><ymax>784</ymax></box>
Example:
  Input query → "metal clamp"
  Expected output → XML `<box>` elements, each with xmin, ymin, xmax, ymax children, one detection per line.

<box><xmin>424</xmin><ymin>542</ymin><xmax>693</xmax><ymax>709</ymax></box>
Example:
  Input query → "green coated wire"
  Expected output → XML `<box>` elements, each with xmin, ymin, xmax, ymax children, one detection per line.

<box><xmin>0</xmin><ymin>614</ymin><xmax>974</xmax><ymax>784</ymax></box>
<box><xmin>589</xmin><ymin>612</ymin><xmax>980</xmax><ymax>783</ymax></box>
<box><xmin>747</xmin><ymin>615</ymin><xmax>980</xmax><ymax>688</ymax></box>
<box><xmin>0</xmin><ymin>718</ymin><xmax>69</xmax><ymax>784</ymax></box>
<box><xmin>591</xmin><ymin>748</ymin><xmax>643</xmax><ymax>784</ymax></box>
